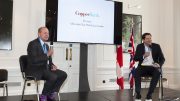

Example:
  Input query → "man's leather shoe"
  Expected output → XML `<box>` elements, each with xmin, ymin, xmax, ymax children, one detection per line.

<box><xmin>135</xmin><ymin>94</ymin><xmax>141</xmax><ymax>101</ymax></box>
<box><xmin>47</xmin><ymin>92</ymin><xmax>57</xmax><ymax>101</ymax></box>
<box><xmin>145</xmin><ymin>94</ymin><xmax>152</xmax><ymax>101</ymax></box>
<box><xmin>39</xmin><ymin>94</ymin><xmax>47</xmax><ymax>101</ymax></box>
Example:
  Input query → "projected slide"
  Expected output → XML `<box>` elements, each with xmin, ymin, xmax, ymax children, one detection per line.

<box><xmin>57</xmin><ymin>0</ymin><xmax>115</xmax><ymax>44</ymax></box>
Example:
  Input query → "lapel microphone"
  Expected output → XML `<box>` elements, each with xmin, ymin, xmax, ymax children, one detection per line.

<box><xmin>149</xmin><ymin>44</ymin><xmax>152</xmax><ymax>49</ymax></box>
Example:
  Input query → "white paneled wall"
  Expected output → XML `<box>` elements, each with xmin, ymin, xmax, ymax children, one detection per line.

<box><xmin>174</xmin><ymin>0</ymin><xmax>180</xmax><ymax>69</ymax></box>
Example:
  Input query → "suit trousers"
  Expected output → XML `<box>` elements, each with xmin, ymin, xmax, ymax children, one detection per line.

<box><xmin>41</xmin><ymin>69</ymin><xmax>67</xmax><ymax>95</ymax></box>
<box><xmin>134</xmin><ymin>66</ymin><xmax>161</xmax><ymax>95</ymax></box>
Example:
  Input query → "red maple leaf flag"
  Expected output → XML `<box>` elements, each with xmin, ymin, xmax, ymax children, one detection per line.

<box><xmin>116</xmin><ymin>45</ymin><xmax>124</xmax><ymax>89</ymax></box>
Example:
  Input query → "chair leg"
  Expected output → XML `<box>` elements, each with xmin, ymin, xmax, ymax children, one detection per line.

<box><xmin>21</xmin><ymin>80</ymin><xmax>27</xmax><ymax>101</ymax></box>
<box><xmin>159</xmin><ymin>75</ymin><xmax>163</xmax><ymax>100</ymax></box>
<box><xmin>161</xmin><ymin>77</ymin><xmax>164</xmax><ymax>99</ymax></box>
<box><xmin>158</xmin><ymin>78</ymin><xmax>161</xmax><ymax>99</ymax></box>
<box><xmin>3</xmin><ymin>84</ymin><xmax>5</xmax><ymax>96</ymax></box>
<box><xmin>58</xmin><ymin>92</ymin><xmax>61</xmax><ymax>101</ymax></box>
<box><xmin>6</xmin><ymin>83</ymin><xmax>8</xmax><ymax>96</ymax></box>
<box><xmin>132</xmin><ymin>83</ymin><xmax>135</xmax><ymax>96</ymax></box>
<box><xmin>36</xmin><ymin>81</ymin><xmax>40</xmax><ymax>101</ymax></box>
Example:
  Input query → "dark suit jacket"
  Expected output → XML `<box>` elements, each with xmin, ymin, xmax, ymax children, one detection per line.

<box><xmin>26</xmin><ymin>38</ymin><xmax>53</xmax><ymax>79</ymax></box>
<box><xmin>134</xmin><ymin>43</ymin><xmax>165</xmax><ymax>67</ymax></box>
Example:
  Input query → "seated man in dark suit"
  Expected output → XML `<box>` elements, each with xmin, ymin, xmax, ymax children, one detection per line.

<box><xmin>27</xmin><ymin>26</ymin><xmax>67</xmax><ymax>101</ymax></box>
<box><xmin>134</xmin><ymin>33</ymin><xmax>165</xmax><ymax>101</ymax></box>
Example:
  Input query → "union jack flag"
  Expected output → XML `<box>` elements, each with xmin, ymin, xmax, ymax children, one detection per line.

<box><xmin>128</xmin><ymin>29</ymin><xmax>135</xmax><ymax>89</ymax></box>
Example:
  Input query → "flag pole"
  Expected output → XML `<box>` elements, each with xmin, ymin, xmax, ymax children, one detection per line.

<box><xmin>128</xmin><ymin>18</ymin><xmax>135</xmax><ymax>89</ymax></box>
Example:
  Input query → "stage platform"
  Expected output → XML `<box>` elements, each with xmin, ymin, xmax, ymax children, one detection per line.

<box><xmin>0</xmin><ymin>88</ymin><xmax>180</xmax><ymax>101</ymax></box>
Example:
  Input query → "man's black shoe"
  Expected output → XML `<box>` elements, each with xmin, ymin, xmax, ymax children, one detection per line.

<box><xmin>145</xmin><ymin>94</ymin><xmax>152</xmax><ymax>101</ymax></box>
<box><xmin>135</xmin><ymin>94</ymin><xmax>141</xmax><ymax>101</ymax></box>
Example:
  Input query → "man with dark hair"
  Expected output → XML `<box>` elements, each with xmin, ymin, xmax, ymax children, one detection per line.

<box><xmin>27</xmin><ymin>27</ymin><xmax>67</xmax><ymax>101</ymax></box>
<box><xmin>134</xmin><ymin>33</ymin><xmax>165</xmax><ymax>101</ymax></box>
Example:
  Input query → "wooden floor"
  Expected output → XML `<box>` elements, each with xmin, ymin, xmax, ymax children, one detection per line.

<box><xmin>0</xmin><ymin>88</ymin><xmax>180</xmax><ymax>101</ymax></box>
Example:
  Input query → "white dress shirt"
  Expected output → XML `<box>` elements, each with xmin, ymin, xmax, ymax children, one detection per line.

<box><xmin>141</xmin><ymin>45</ymin><xmax>154</xmax><ymax>66</ymax></box>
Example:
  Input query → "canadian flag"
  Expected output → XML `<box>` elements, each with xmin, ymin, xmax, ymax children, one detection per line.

<box><xmin>116</xmin><ymin>45</ymin><xmax>124</xmax><ymax>89</ymax></box>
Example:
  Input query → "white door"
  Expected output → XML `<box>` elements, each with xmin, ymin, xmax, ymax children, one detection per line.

<box><xmin>53</xmin><ymin>43</ymin><xmax>80</xmax><ymax>92</ymax></box>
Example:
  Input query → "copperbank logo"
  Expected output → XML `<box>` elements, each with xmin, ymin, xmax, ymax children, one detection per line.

<box><xmin>75</xmin><ymin>10</ymin><xmax>99</xmax><ymax>17</ymax></box>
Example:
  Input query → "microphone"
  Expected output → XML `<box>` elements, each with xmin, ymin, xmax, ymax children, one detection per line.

<box><xmin>49</xmin><ymin>40</ymin><xmax>53</xmax><ymax>68</ymax></box>
<box><xmin>48</xmin><ymin>30</ymin><xmax>55</xmax><ymax>68</ymax></box>
<box><xmin>50</xmin><ymin>40</ymin><xmax>53</xmax><ymax>50</ymax></box>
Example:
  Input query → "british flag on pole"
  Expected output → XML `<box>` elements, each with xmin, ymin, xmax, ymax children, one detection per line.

<box><xmin>116</xmin><ymin>45</ymin><xmax>124</xmax><ymax>89</ymax></box>
<box><xmin>128</xmin><ymin>28</ymin><xmax>135</xmax><ymax>89</ymax></box>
